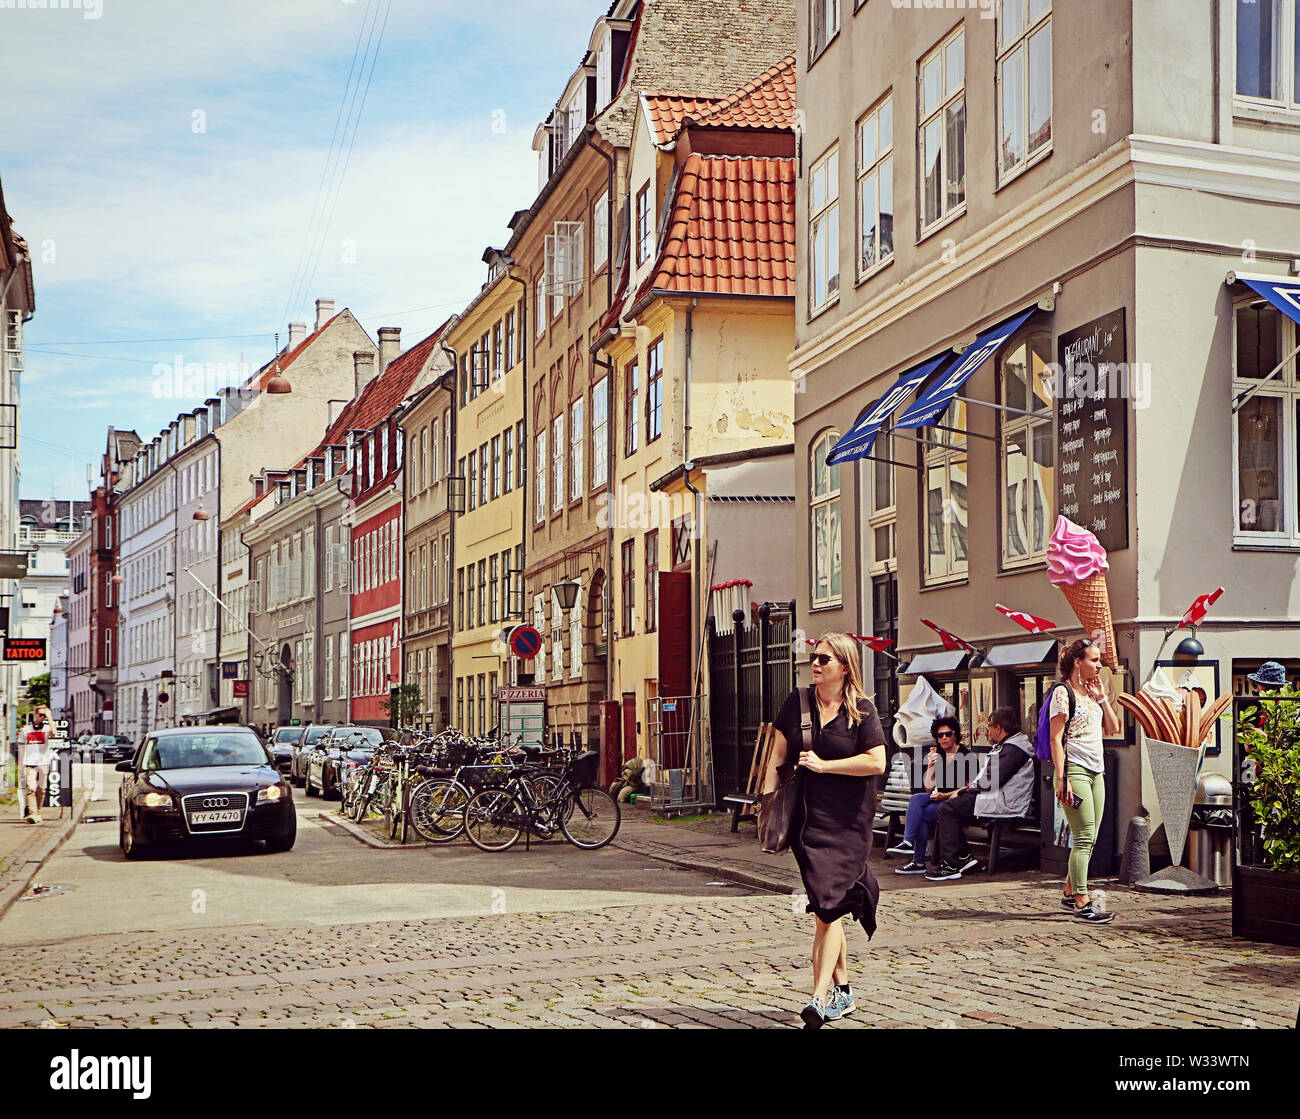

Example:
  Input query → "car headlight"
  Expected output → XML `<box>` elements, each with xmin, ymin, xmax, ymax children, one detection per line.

<box><xmin>137</xmin><ymin>792</ymin><xmax>171</xmax><ymax>808</ymax></box>
<box><xmin>257</xmin><ymin>784</ymin><xmax>286</xmax><ymax>803</ymax></box>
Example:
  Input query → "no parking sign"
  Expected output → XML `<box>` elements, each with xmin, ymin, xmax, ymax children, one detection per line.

<box><xmin>508</xmin><ymin>625</ymin><xmax>543</xmax><ymax>660</ymax></box>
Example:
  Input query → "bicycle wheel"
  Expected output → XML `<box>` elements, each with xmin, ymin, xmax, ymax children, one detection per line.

<box><xmin>462</xmin><ymin>787</ymin><xmax>524</xmax><ymax>853</ymax></box>
<box><xmin>385</xmin><ymin>780</ymin><xmax>401</xmax><ymax>840</ymax></box>
<box><xmin>521</xmin><ymin>771</ymin><xmax>563</xmax><ymax>817</ymax></box>
<box><xmin>410</xmin><ymin>780</ymin><xmax>467</xmax><ymax>843</ymax></box>
<box><xmin>559</xmin><ymin>786</ymin><xmax>621</xmax><ymax>850</ymax></box>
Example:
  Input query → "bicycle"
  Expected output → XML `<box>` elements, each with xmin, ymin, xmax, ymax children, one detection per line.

<box><xmin>407</xmin><ymin>740</ymin><xmax>548</xmax><ymax>843</ymax></box>
<box><xmin>461</xmin><ymin>749</ymin><xmax>619</xmax><ymax>853</ymax></box>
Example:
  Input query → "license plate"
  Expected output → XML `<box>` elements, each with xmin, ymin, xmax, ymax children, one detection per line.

<box><xmin>190</xmin><ymin>810</ymin><xmax>241</xmax><ymax>825</ymax></box>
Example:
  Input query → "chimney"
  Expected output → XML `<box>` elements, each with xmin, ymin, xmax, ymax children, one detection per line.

<box><xmin>378</xmin><ymin>327</ymin><xmax>401</xmax><ymax>374</ymax></box>
<box><xmin>354</xmin><ymin>350</ymin><xmax>376</xmax><ymax>397</ymax></box>
<box><xmin>315</xmin><ymin>298</ymin><xmax>335</xmax><ymax>333</ymax></box>
<box><xmin>288</xmin><ymin>322</ymin><xmax>307</xmax><ymax>352</ymax></box>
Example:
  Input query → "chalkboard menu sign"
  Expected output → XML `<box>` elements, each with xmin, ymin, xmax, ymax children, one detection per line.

<box><xmin>1056</xmin><ymin>309</ymin><xmax>1129</xmax><ymax>553</ymax></box>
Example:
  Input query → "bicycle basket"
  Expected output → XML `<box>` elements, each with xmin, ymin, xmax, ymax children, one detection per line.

<box><xmin>461</xmin><ymin>763</ymin><xmax>510</xmax><ymax>788</ymax></box>
<box><xmin>568</xmin><ymin>750</ymin><xmax>600</xmax><ymax>788</ymax></box>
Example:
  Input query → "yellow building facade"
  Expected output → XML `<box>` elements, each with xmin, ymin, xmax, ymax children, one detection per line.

<box><xmin>597</xmin><ymin>57</ymin><xmax>800</xmax><ymax>769</ymax></box>
<box><xmin>447</xmin><ymin>266</ymin><xmax>527</xmax><ymax>737</ymax></box>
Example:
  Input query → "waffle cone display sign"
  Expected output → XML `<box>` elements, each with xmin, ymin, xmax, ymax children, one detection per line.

<box><xmin>1047</xmin><ymin>516</ymin><xmax>1118</xmax><ymax>667</ymax></box>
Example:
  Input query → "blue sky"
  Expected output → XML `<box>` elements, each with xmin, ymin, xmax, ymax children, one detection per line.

<box><xmin>3</xmin><ymin>0</ymin><xmax>602</xmax><ymax>499</ymax></box>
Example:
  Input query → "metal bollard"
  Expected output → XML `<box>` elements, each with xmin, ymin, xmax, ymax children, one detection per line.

<box><xmin>1118</xmin><ymin>815</ymin><xmax>1150</xmax><ymax>885</ymax></box>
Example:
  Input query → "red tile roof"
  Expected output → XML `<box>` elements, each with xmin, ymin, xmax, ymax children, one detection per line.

<box><xmin>228</xmin><ymin>320</ymin><xmax>450</xmax><ymax>518</ymax></box>
<box><xmin>643</xmin><ymin>95</ymin><xmax>721</xmax><ymax>146</ymax></box>
<box><xmin>682</xmin><ymin>53</ymin><xmax>797</xmax><ymax>133</ymax></box>
<box><xmin>632</xmin><ymin>153</ymin><xmax>795</xmax><ymax>304</ymax></box>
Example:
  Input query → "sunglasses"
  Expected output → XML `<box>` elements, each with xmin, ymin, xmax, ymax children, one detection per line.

<box><xmin>936</xmin><ymin>730</ymin><xmax>956</xmax><ymax>738</ymax></box>
<box><xmin>810</xmin><ymin>653</ymin><xmax>842</xmax><ymax>667</ymax></box>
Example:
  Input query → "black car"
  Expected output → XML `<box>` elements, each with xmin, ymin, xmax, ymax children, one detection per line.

<box><xmin>267</xmin><ymin>726</ymin><xmax>300</xmax><ymax>776</ymax></box>
<box><xmin>115</xmin><ymin>726</ymin><xmax>296</xmax><ymax>859</ymax></box>
<box><xmin>90</xmin><ymin>734</ymin><xmax>133</xmax><ymax>763</ymax></box>
<box><xmin>288</xmin><ymin>725</ymin><xmax>344</xmax><ymax>786</ymax></box>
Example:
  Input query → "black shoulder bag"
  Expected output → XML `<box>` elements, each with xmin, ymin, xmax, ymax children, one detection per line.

<box><xmin>758</xmin><ymin>687</ymin><xmax>811</xmax><ymax>854</ymax></box>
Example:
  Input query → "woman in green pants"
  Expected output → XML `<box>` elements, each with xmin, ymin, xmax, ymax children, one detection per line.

<box><xmin>1049</xmin><ymin>638</ymin><xmax>1121</xmax><ymax>924</ymax></box>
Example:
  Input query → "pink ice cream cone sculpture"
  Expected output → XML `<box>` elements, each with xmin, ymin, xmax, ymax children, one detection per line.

<box><xmin>1046</xmin><ymin>516</ymin><xmax>1118</xmax><ymax>667</ymax></box>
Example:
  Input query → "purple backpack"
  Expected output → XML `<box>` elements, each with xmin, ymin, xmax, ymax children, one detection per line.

<box><xmin>1034</xmin><ymin>683</ymin><xmax>1075</xmax><ymax>761</ymax></box>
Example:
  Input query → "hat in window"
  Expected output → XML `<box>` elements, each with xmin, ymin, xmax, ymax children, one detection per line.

<box><xmin>1247</xmin><ymin>661</ymin><xmax>1288</xmax><ymax>689</ymax></box>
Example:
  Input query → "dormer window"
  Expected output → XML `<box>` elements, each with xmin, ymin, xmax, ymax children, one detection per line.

<box><xmin>595</xmin><ymin>30</ymin><xmax>612</xmax><ymax>110</ymax></box>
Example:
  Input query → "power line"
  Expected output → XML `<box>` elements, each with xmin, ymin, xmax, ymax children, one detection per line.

<box><xmin>280</xmin><ymin>0</ymin><xmax>378</xmax><ymax>328</ymax></box>
<box><xmin>22</xmin><ymin>333</ymin><xmax>269</xmax><ymax>346</ymax></box>
<box><xmin>297</xmin><ymin>0</ymin><xmax>393</xmax><ymax>317</ymax></box>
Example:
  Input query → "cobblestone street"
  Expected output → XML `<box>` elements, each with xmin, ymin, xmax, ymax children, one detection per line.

<box><xmin>1</xmin><ymin>793</ymin><xmax>1295</xmax><ymax>1030</ymax></box>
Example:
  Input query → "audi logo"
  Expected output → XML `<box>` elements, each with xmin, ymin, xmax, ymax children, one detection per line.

<box><xmin>201</xmin><ymin>797</ymin><xmax>231</xmax><ymax>809</ymax></box>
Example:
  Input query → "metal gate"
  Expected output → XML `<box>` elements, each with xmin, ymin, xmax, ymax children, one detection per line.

<box><xmin>708</xmin><ymin>602</ymin><xmax>796</xmax><ymax>801</ymax></box>
<box><xmin>646</xmin><ymin>694</ymin><xmax>713</xmax><ymax>811</ymax></box>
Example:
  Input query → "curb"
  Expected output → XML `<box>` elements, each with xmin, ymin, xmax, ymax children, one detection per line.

<box><xmin>611</xmin><ymin>838</ymin><xmax>797</xmax><ymax>895</ymax></box>
<box><xmin>324</xmin><ymin>810</ymin><xmax>437</xmax><ymax>850</ymax></box>
<box><xmin>0</xmin><ymin>791</ymin><xmax>95</xmax><ymax>922</ymax></box>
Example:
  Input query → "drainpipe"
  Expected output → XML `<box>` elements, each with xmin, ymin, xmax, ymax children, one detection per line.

<box><xmin>439</xmin><ymin>330</ymin><xmax>461</xmax><ymax>705</ymax></box>
<box><xmin>592</xmin><ymin>350</ymin><xmax>616</xmax><ymax>693</ymax></box>
<box><xmin>683</xmin><ymin>299</ymin><xmax>701</xmax><ymax>693</ymax></box>
<box><xmin>586</xmin><ymin>133</ymin><xmax>616</xmax><ymax>310</ymax></box>
<box><xmin>503</xmin><ymin>270</ymin><xmax>529</xmax><ymax>629</ymax></box>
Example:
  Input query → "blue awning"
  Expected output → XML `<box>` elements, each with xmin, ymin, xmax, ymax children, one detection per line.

<box><xmin>1229</xmin><ymin>272</ymin><xmax>1300</xmax><ymax>324</ymax></box>
<box><xmin>894</xmin><ymin>306</ymin><xmax>1040</xmax><ymax>430</ymax></box>
<box><xmin>826</xmin><ymin>352</ymin><xmax>952</xmax><ymax>465</ymax></box>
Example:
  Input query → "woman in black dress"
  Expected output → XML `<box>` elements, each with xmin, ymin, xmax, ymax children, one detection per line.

<box><xmin>762</xmin><ymin>632</ymin><xmax>887</xmax><ymax>1028</ymax></box>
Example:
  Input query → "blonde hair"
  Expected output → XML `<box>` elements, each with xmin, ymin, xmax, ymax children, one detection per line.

<box><xmin>814</xmin><ymin>632</ymin><xmax>873</xmax><ymax>726</ymax></box>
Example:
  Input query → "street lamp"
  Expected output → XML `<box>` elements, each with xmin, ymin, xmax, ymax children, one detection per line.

<box><xmin>555</xmin><ymin>579</ymin><xmax>581</xmax><ymax>613</ymax></box>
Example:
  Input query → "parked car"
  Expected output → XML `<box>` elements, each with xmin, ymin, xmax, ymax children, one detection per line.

<box><xmin>288</xmin><ymin>725</ymin><xmax>343</xmax><ymax>786</ymax></box>
<box><xmin>305</xmin><ymin>727</ymin><xmax>386</xmax><ymax>799</ymax></box>
<box><xmin>89</xmin><ymin>734</ymin><xmax>133</xmax><ymax>762</ymax></box>
<box><xmin>267</xmin><ymin>726</ymin><xmax>301</xmax><ymax>776</ymax></box>
<box><xmin>115</xmin><ymin>726</ymin><xmax>295</xmax><ymax>859</ymax></box>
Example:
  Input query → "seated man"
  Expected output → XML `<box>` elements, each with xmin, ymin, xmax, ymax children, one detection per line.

<box><xmin>926</xmin><ymin>706</ymin><xmax>1035</xmax><ymax>881</ymax></box>
<box><xmin>888</xmin><ymin>716</ymin><xmax>973</xmax><ymax>875</ymax></box>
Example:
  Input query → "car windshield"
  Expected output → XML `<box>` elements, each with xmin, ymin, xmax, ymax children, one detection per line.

<box><xmin>304</xmin><ymin>726</ymin><xmax>337</xmax><ymax>744</ymax></box>
<box><xmin>339</xmin><ymin>727</ymin><xmax>383</xmax><ymax>745</ymax></box>
<box><xmin>145</xmin><ymin>734</ymin><xmax>267</xmax><ymax>769</ymax></box>
<box><xmin>94</xmin><ymin>736</ymin><xmax>116</xmax><ymax>746</ymax></box>
<box><xmin>273</xmin><ymin>728</ymin><xmax>300</xmax><ymax>743</ymax></box>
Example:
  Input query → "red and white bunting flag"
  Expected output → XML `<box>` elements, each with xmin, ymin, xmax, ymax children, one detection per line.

<box><xmin>994</xmin><ymin>603</ymin><xmax>1057</xmax><ymax>634</ymax></box>
<box><xmin>1179</xmin><ymin>586</ymin><xmax>1224</xmax><ymax>628</ymax></box>
<box><xmin>848</xmin><ymin>633</ymin><xmax>895</xmax><ymax>653</ymax></box>
<box><xmin>920</xmin><ymin>618</ymin><xmax>979</xmax><ymax>654</ymax></box>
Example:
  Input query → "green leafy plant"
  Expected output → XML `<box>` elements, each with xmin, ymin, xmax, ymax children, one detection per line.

<box><xmin>380</xmin><ymin>683</ymin><xmax>423</xmax><ymax>727</ymax></box>
<box><xmin>1238</xmin><ymin>682</ymin><xmax>1300</xmax><ymax>872</ymax></box>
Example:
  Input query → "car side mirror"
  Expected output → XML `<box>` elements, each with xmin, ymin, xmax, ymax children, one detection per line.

<box><xmin>114</xmin><ymin>760</ymin><xmax>134</xmax><ymax>772</ymax></box>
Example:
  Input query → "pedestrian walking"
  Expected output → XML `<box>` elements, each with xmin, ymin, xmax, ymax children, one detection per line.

<box><xmin>21</xmin><ymin>706</ymin><xmax>55</xmax><ymax>824</ymax></box>
<box><xmin>888</xmin><ymin>715</ymin><xmax>971</xmax><ymax>874</ymax></box>
<box><xmin>1049</xmin><ymin>639</ymin><xmax>1121</xmax><ymax>923</ymax></box>
<box><xmin>762</xmin><ymin>632</ymin><xmax>887</xmax><ymax>1029</ymax></box>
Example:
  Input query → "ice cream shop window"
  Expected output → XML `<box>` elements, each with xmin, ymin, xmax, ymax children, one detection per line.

<box><xmin>922</xmin><ymin>405</ymin><xmax>968</xmax><ymax>583</ymax></box>
<box><xmin>1233</xmin><ymin>302</ymin><xmax>1297</xmax><ymax>542</ymax></box>
<box><xmin>999</xmin><ymin>332</ymin><xmax>1054</xmax><ymax>568</ymax></box>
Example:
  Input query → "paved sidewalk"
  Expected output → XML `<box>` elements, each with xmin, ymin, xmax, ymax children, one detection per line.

<box><xmin>0</xmin><ymin>762</ymin><xmax>104</xmax><ymax>920</ymax></box>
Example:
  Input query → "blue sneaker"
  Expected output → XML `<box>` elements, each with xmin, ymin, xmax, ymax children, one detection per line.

<box><xmin>823</xmin><ymin>985</ymin><xmax>855</xmax><ymax>1021</ymax></box>
<box><xmin>799</xmin><ymin>994</ymin><xmax>827</xmax><ymax>1029</ymax></box>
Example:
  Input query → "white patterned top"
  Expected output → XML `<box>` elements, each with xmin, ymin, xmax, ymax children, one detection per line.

<box><xmin>1049</xmin><ymin>685</ymin><xmax>1103</xmax><ymax>774</ymax></box>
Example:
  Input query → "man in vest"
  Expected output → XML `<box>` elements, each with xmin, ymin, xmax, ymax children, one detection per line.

<box><xmin>926</xmin><ymin>706</ymin><xmax>1036</xmax><ymax>881</ymax></box>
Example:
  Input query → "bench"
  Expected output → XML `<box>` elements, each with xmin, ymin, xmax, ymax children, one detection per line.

<box><xmin>875</xmin><ymin>750</ymin><xmax>1042</xmax><ymax>874</ymax></box>
<box><xmin>724</xmin><ymin>723</ymin><xmax>778</xmax><ymax>833</ymax></box>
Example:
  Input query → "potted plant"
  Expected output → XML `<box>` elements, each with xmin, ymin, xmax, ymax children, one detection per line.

<box><xmin>1233</xmin><ymin>683</ymin><xmax>1300</xmax><ymax>946</ymax></box>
